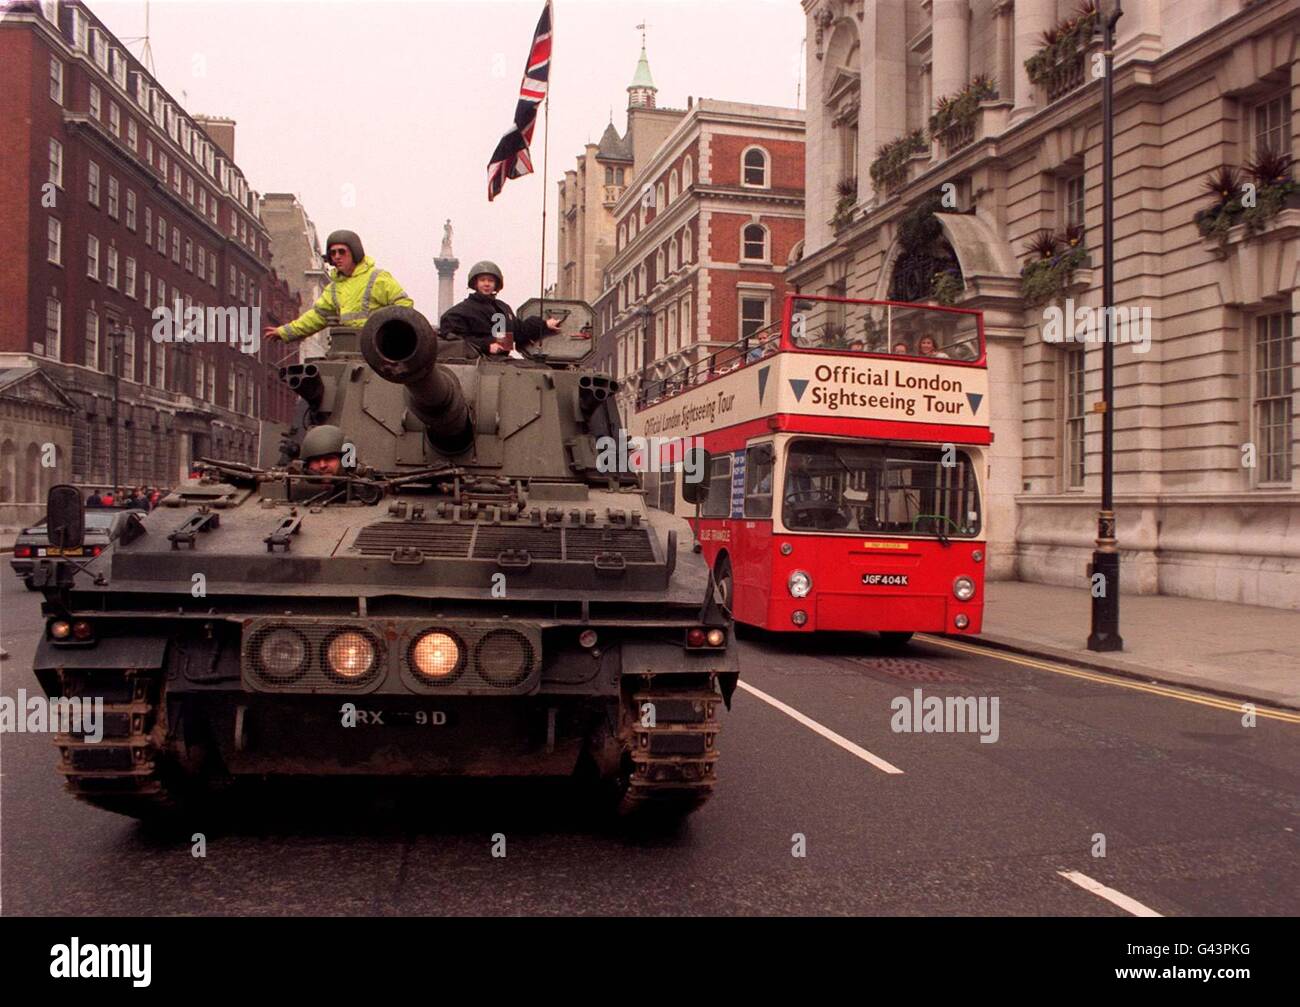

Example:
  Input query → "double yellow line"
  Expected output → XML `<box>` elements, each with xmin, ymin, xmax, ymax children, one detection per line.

<box><xmin>919</xmin><ymin>635</ymin><xmax>1300</xmax><ymax>725</ymax></box>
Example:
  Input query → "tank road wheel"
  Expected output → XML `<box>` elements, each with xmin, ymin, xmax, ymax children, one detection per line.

<box><xmin>52</xmin><ymin>667</ymin><xmax>209</xmax><ymax>823</ymax></box>
<box><xmin>614</xmin><ymin>673</ymin><xmax>723</xmax><ymax>821</ymax></box>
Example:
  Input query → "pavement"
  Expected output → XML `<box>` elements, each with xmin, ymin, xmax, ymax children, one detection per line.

<box><xmin>974</xmin><ymin>581</ymin><xmax>1300</xmax><ymax>712</ymax></box>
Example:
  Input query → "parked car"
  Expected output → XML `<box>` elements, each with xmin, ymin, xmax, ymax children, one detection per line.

<box><xmin>10</xmin><ymin>508</ymin><xmax>139</xmax><ymax>589</ymax></box>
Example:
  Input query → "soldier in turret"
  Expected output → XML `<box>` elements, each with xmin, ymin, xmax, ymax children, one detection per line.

<box><xmin>299</xmin><ymin>425</ymin><xmax>352</xmax><ymax>477</ymax></box>
<box><xmin>439</xmin><ymin>261</ymin><xmax>559</xmax><ymax>357</ymax></box>
<box><xmin>264</xmin><ymin>230</ymin><xmax>413</xmax><ymax>343</ymax></box>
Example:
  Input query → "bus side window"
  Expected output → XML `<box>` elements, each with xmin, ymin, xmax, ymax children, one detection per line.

<box><xmin>744</xmin><ymin>444</ymin><xmax>773</xmax><ymax>518</ymax></box>
<box><xmin>659</xmin><ymin>468</ymin><xmax>676</xmax><ymax>514</ymax></box>
<box><xmin>701</xmin><ymin>455</ymin><xmax>732</xmax><ymax>518</ymax></box>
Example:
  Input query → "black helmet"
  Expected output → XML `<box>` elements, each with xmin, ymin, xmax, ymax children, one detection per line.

<box><xmin>325</xmin><ymin>230</ymin><xmax>365</xmax><ymax>263</ymax></box>
<box><xmin>467</xmin><ymin>260</ymin><xmax>504</xmax><ymax>291</ymax></box>
<box><xmin>300</xmin><ymin>424</ymin><xmax>347</xmax><ymax>462</ymax></box>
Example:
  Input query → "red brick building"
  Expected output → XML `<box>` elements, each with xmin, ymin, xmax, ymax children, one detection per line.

<box><xmin>592</xmin><ymin>98</ymin><xmax>805</xmax><ymax>411</ymax></box>
<box><xmin>0</xmin><ymin>1</ymin><xmax>296</xmax><ymax>499</ymax></box>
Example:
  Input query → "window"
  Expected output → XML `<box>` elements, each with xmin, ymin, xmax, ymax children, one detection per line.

<box><xmin>238</xmin><ymin>273</ymin><xmax>247</xmax><ymax>302</ymax></box>
<box><xmin>49</xmin><ymin>57</ymin><xmax>63</xmax><ymax>104</ymax></box>
<box><xmin>107</xmin><ymin>176</ymin><xmax>119</xmax><ymax>219</ymax></box>
<box><xmin>184</xmin><ymin>238</ymin><xmax>193</xmax><ymax>272</ymax></box>
<box><xmin>48</xmin><ymin>138</ymin><xmax>63</xmax><ymax>187</ymax></box>
<box><xmin>87</xmin><ymin>161</ymin><xmax>100</xmax><ymax>206</ymax></box>
<box><xmin>209</xmin><ymin>256</ymin><xmax>217</xmax><ymax>287</ymax></box>
<box><xmin>605</xmin><ymin>167</ymin><xmax>614</xmax><ymax>185</ymax></box>
<box><xmin>667</xmin><ymin>305</ymin><xmax>677</xmax><ymax>352</ymax></box>
<box><xmin>197</xmin><ymin>246</ymin><xmax>205</xmax><ymax>277</ymax></box>
<box><xmin>681</xmin><ymin>227</ymin><xmax>692</xmax><ymax>264</ymax></box>
<box><xmin>680</xmin><ymin>296</ymin><xmax>691</xmax><ymax>344</ymax></box>
<box><xmin>126</xmin><ymin>189</ymin><xmax>136</xmax><ymax>231</ymax></box>
<box><xmin>655</xmin><ymin>182</ymin><xmax>665</xmax><ymax>211</ymax></box>
<box><xmin>142</xmin><ymin>333</ymin><xmax>151</xmax><ymax>386</ymax></box>
<box><xmin>656</xmin><ymin>248</ymin><xmax>666</xmax><ymax>283</ymax></box>
<box><xmin>744</xmin><ymin>443</ymin><xmax>774</xmax><ymax>518</ymax></box>
<box><xmin>106</xmin><ymin>246</ymin><xmax>118</xmax><ymax>288</ymax></box>
<box><xmin>669</xmin><ymin>169</ymin><xmax>679</xmax><ymax>202</ymax></box>
<box><xmin>157</xmin><ymin>216</ymin><xmax>167</xmax><ymax>255</ymax></box>
<box><xmin>196</xmin><ymin>359</ymin><xmax>205</xmax><ymax>400</ymax></box>
<box><xmin>740</xmin><ymin>294</ymin><xmax>769</xmax><ymax>340</ymax></box>
<box><xmin>172</xmin><ymin>164</ymin><xmax>181</xmax><ymax>193</ymax></box>
<box><xmin>146</xmin><ymin>138</ymin><xmax>154</xmax><ymax>164</ymax></box>
<box><xmin>638</xmin><ymin>264</ymin><xmax>647</xmax><ymax>298</ymax></box>
<box><xmin>227</xmin><ymin>369</ymin><xmax>235</xmax><ymax>409</ymax></box>
<box><xmin>143</xmin><ymin>271</ymin><xmax>151</xmax><ymax>308</ymax></box>
<box><xmin>683</xmin><ymin>156</ymin><xmax>693</xmax><ymax>189</ymax></box>
<box><xmin>229</xmin><ymin>264</ymin><xmax>236</xmax><ymax>296</ymax></box>
<box><xmin>1064</xmin><ymin>348</ymin><xmax>1086</xmax><ymax>488</ymax></box>
<box><xmin>1063</xmin><ymin>173</ymin><xmax>1085</xmax><ymax>234</ymax></box>
<box><xmin>655</xmin><ymin>312</ymin><xmax>665</xmax><ymax>358</ymax></box>
<box><xmin>159</xmin><ymin>151</ymin><xmax>167</xmax><ymax>179</ymax></box>
<box><xmin>121</xmin><ymin>325</ymin><xmax>135</xmax><ymax>381</ymax></box>
<box><xmin>618</xmin><ymin>223</ymin><xmax>626</xmax><ymax>249</ymax></box>
<box><xmin>199</xmin><ymin>189</ymin><xmax>207</xmax><ymax>215</ymax></box>
<box><xmin>127</xmin><ymin>119</ymin><xmax>137</xmax><ymax>150</ymax></box>
<box><xmin>89</xmin><ymin>84</ymin><xmax>101</xmax><ymax>120</ymax></box>
<box><xmin>742</xmin><ymin>223</ymin><xmax>769</xmax><ymax>261</ymax></box>
<box><xmin>171</xmin><ymin>228</ymin><xmax>180</xmax><ymax>264</ymax></box>
<box><xmin>157</xmin><ymin>278</ymin><xmax>166</xmax><ymax>306</ymax></box>
<box><xmin>154</xmin><ymin>340</ymin><xmax>166</xmax><ymax>388</ymax></box>
<box><xmin>1255</xmin><ymin>312</ymin><xmax>1294</xmax><ymax>483</ymax></box>
<box><xmin>702</xmin><ymin>453</ymin><xmax>733</xmax><ymax>518</ymax></box>
<box><xmin>109</xmin><ymin>102</ymin><xmax>120</xmax><ymax>137</ymax></box>
<box><xmin>668</xmin><ymin>237</ymin><xmax>678</xmax><ymax>273</ymax></box>
<box><xmin>125</xmin><ymin>257</ymin><xmax>137</xmax><ymax>298</ymax></box>
<box><xmin>742</xmin><ymin>147</ymin><xmax>769</xmax><ymax>187</ymax></box>
<box><xmin>1253</xmin><ymin>93</ymin><xmax>1291</xmax><ymax>157</ymax></box>
<box><xmin>185</xmin><ymin>176</ymin><xmax>194</xmax><ymax>204</ymax></box>
<box><xmin>85</xmin><ymin>309</ymin><xmax>99</xmax><ymax>369</ymax></box>
<box><xmin>206</xmin><ymin>366</ymin><xmax>215</xmax><ymax>402</ymax></box>
<box><xmin>43</xmin><ymin>296</ymin><xmax>61</xmax><ymax>359</ymax></box>
<box><xmin>144</xmin><ymin>206</ymin><xmax>152</xmax><ymax>247</ymax></box>
<box><xmin>86</xmin><ymin>234</ymin><xmax>100</xmax><ymax>279</ymax></box>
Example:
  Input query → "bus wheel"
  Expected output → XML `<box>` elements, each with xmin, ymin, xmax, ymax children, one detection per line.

<box><xmin>879</xmin><ymin>632</ymin><xmax>913</xmax><ymax>651</ymax></box>
<box><xmin>715</xmin><ymin>556</ymin><xmax>750</xmax><ymax>639</ymax></box>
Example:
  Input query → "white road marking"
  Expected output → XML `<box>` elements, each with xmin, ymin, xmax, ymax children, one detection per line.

<box><xmin>736</xmin><ymin>680</ymin><xmax>904</xmax><ymax>774</ymax></box>
<box><xmin>1057</xmin><ymin>870</ymin><xmax>1164</xmax><ymax>917</ymax></box>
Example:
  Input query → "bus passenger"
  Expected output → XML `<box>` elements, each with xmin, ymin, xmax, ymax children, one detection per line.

<box><xmin>893</xmin><ymin>341</ymin><xmax>910</xmax><ymax>354</ymax></box>
<box><xmin>917</xmin><ymin>335</ymin><xmax>950</xmax><ymax>359</ymax></box>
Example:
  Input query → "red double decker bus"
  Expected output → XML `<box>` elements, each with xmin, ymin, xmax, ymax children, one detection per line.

<box><xmin>627</xmin><ymin>295</ymin><xmax>989</xmax><ymax>645</ymax></box>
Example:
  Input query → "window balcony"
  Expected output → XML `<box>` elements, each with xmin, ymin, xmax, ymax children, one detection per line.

<box><xmin>602</xmin><ymin>184</ymin><xmax>626</xmax><ymax>207</ymax></box>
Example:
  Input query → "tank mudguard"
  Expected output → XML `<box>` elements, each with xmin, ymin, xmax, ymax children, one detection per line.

<box><xmin>620</xmin><ymin>640</ymin><xmax>739</xmax><ymax>678</ymax></box>
<box><xmin>34</xmin><ymin>636</ymin><xmax>168</xmax><ymax>671</ymax></box>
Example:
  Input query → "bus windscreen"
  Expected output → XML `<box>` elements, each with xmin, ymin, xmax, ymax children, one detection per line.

<box><xmin>782</xmin><ymin>439</ymin><xmax>982</xmax><ymax>538</ymax></box>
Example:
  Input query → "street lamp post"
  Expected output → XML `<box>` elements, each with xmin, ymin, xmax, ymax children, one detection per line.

<box><xmin>1088</xmin><ymin>0</ymin><xmax>1124</xmax><ymax>652</ymax></box>
<box><xmin>108</xmin><ymin>325</ymin><xmax>124</xmax><ymax>500</ymax></box>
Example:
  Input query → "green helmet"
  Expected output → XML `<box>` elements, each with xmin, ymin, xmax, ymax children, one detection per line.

<box><xmin>467</xmin><ymin>260</ymin><xmax>504</xmax><ymax>291</ymax></box>
<box><xmin>325</xmin><ymin>229</ymin><xmax>365</xmax><ymax>262</ymax></box>
<box><xmin>300</xmin><ymin>424</ymin><xmax>346</xmax><ymax>462</ymax></box>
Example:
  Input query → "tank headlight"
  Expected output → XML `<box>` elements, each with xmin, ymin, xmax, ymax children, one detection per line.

<box><xmin>50</xmin><ymin>620</ymin><xmax>72</xmax><ymax>640</ymax></box>
<box><xmin>706</xmin><ymin>628</ymin><xmax>725</xmax><ymax>647</ymax></box>
<box><xmin>788</xmin><ymin>570</ymin><xmax>812</xmax><ymax>598</ymax></box>
<box><xmin>325</xmin><ymin>630</ymin><xmax>378</xmax><ymax>680</ymax></box>
<box><xmin>255</xmin><ymin>627</ymin><xmax>308</xmax><ymax>682</ymax></box>
<box><xmin>953</xmin><ymin>576</ymin><xmax>976</xmax><ymax>602</ymax></box>
<box><xmin>410</xmin><ymin>631</ymin><xmax>463</xmax><ymax>681</ymax></box>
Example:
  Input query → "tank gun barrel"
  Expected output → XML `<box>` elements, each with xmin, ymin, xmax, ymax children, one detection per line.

<box><xmin>360</xmin><ymin>306</ymin><xmax>474</xmax><ymax>455</ymax></box>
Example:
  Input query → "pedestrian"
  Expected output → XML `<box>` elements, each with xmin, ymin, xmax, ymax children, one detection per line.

<box><xmin>149</xmin><ymin>487</ymin><xmax>162</xmax><ymax>508</ymax></box>
<box><xmin>264</xmin><ymin>230</ymin><xmax>413</xmax><ymax>343</ymax></box>
<box><xmin>439</xmin><ymin>261</ymin><xmax>559</xmax><ymax>357</ymax></box>
<box><xmin>86</xmin><ymin>490</ymin><xmax>103</xmax><ymax>507</ymax></box>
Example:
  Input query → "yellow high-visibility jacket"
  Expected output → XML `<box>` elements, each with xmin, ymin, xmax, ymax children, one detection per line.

<box><xmin>277</xmin><ymin>256</ymin><xmax>413</xmax><ymax>340</ymax></box>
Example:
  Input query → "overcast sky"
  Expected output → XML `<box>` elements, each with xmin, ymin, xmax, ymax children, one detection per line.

<box><xmin>92</xmin><ymin>0</ymin><xmax>807</xmax><ymax>314</ymax></box>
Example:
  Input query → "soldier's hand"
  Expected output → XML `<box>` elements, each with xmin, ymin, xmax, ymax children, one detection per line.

<box><xmin>489</xmin><ymin>342</ymin><xmax>505</xmax><ymax>354</ymax></box>
<box><xmin>263</xmin><ymin>326</ymin><xmax>282</xmax><ymax>341</ymax></box>
<box><xmin>545</xmin><ymin>317</ymin><xmax>562</xmax><ymax>331</ymax></box>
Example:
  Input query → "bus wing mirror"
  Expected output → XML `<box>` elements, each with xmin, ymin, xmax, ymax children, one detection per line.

<box><xmin>681</xmin><ymin>449</ymin><xmax>712</xmax><ymax>504</ymax></box>
<box><xmin>46</xmin><ymin>484</ymin><xmax>85</xmax><ymax>551</ymax></box>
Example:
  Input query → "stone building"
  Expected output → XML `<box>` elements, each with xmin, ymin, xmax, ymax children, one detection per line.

<box><xmin>788</xmin><ymin>0</ymin><xmax>1298</xmax><ymax>608</ymax></box>
<box><xmin>555</xmin><ymin>44</ymin><xmax>691</xmax><ymax>306</ymax></box>
<box><xmin>593</xmin><ymin>98</ymin><xmax>806</xmax><ymax>415</ymax></box>
<box><xmin>0</xmin><ymin>1</ymin><xmax>295</xmax><ymax>509</ymax></box>
<box><xmin>0</xmin><ymin>368</ymin><xmax>76</xmax><ymax>530</ymax></box>
<box><xmin>260</xmin><ymin>192</ymin><xmax>328</xmax><ymax>359</ymax></box>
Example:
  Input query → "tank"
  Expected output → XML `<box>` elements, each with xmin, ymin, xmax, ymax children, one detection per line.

<box><xmin>30</xmin><ymin>303</ymin><xmax>738</xmax><ymax>821</ymax></box>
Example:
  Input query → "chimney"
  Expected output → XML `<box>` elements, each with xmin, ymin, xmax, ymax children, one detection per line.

<box><xmin>193</xmin><ymin>115</ymin><xmax>236</xmax><ymax>161</ymax></box>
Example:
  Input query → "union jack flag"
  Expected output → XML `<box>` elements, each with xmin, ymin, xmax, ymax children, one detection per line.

<box><xmin>487</xmin><ymin>1</ymin><xmax>552</xmax><ymax>202</ymax></box>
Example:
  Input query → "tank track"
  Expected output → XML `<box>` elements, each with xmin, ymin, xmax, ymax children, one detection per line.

<box><xmin>619</xmin><ymin>675</ymin><xmax>723</xmax><ymax>817</ymax></box>
<box><xmin>52</xmin><ymin>667</ymin><xmax>183</xmax><ymax>819</ymax></box>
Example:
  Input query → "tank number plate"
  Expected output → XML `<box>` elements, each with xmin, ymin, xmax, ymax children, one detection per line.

<box><xmin>354</xmin><ymin>710</ymin><xmax>450</xmax><ymax>726</ymax></box>
<box><xmin>861</xmin><ymin>574</ymin><xmax>909</xmax><ymax>586</ymax></box>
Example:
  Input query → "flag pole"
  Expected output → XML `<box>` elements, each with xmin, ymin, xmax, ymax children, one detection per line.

<box><xmin>540</xmin><ymin>92</ymin><xmax>549</xmax><ymax>310</ymax></box>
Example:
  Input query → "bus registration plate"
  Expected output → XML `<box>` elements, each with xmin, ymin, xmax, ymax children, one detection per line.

<box><xmin>862</xmin><ymin>573</ymin><xmax>909</xmax><ymax>586</ymax></box>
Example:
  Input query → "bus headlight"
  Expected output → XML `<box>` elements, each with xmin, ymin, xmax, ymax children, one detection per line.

<box><xmin>953</xmin><ymin>576</ymin><xmax>976</xmax><ymax>602</ymax></box>
<box><xmin>788</xmin><ymin>570</ymin><xmax>812</xmax><ymax>598</ymax></box>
